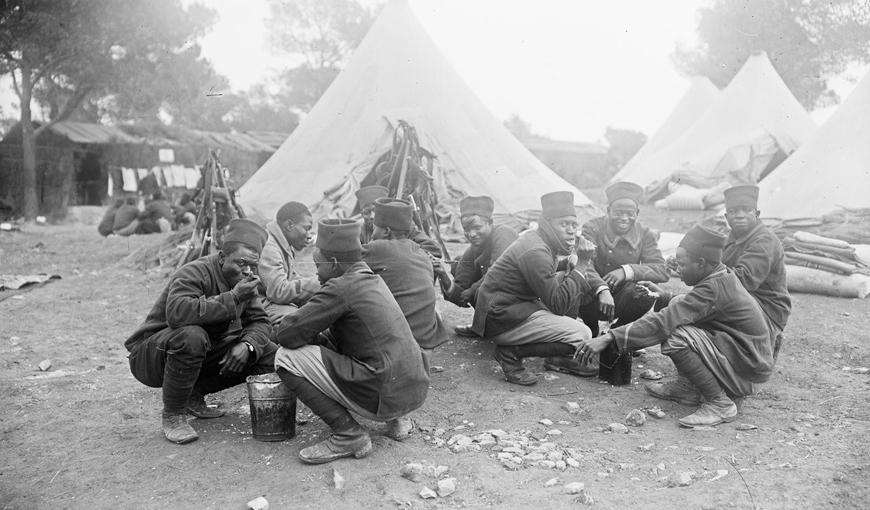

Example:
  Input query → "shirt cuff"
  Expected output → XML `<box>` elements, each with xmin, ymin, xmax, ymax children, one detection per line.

<box><xmin>622</xmin><ymin>264</ymin><xmax>634</xmax><ymax>281</ymax></box>
<box><xmin>596</xmin><ymin>285</ymin><xmax>610</xmax><ymax>295</ymax></box>
<box><xmin>572</xmin><ymin>269</ymin><xmax>587</xmax><ymax>279</ymax></box>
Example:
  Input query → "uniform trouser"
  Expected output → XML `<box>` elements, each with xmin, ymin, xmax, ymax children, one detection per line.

<box><xmin>624</xmin><ymin>324</ymin><xmax>754</xmax><ymax>398</ymax></box>
<box><xmin>128</xmin><ymin>325</ymin><xmax>278</xmax><ymax>411</ymax></box>
<box><xmin>492</xmin><ymin>310</ymin><xmax>591</xmax><ymax>348</ymax></box>
<box><xmin>579</xmin><ymin>281</ymin><xmax>656</xmax><ymax>336</ymax></box>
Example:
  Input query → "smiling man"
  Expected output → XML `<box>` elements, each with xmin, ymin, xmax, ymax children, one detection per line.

<box><xmin>125</xmin><ymin>219</ymin><xmax>278</xmax><ymax>444</ymax></box>
<box><xmin>437</xmin><ymin>195</ymin><xmax>517</xmax><ymax>336</ymax></box>
<box><xmin>258</xmin><ymin>201</ymin><xmax>321</xmax><ymax>325</ymax></box>
<box><xmin>579</xmin><ymin>181</ymin><xmax>669</xmax><ymax>337</ymax></box>
<box><xmin>576</xmin><ymin>224</ymin><xmax>773</xmax><ymax>427</ymax></box>
<box><xmin>471</xmin><ymin>191</ymin><xmax>602</xmax><ymax>385</ymax></box>
<box><xmin>722</xmin><ymin>185</ymin><xmax>790</xmax><ymax>360</ymax></box>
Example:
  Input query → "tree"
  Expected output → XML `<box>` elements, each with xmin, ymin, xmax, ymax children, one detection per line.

<box><xmin>264</xmin><ymin>0</ymin><xmax>378</xmax><ymax>112</ymax></box>
<box><xmin>0</xmin><ymin>0</ymin><xmax>219</xmax><ymax>219</ymax></box>
<box><xmin>225</xmin><ymin>84</ymin><xmax>300</xmax><ymax>133</ymax></box>
<box><xmin>503</xmin><ymin>114</ymin><xmax>535</xmax><ymax>141</ymax></box>
<box><xmin>674</xmin><ymin>0</ymin><xmax>870</xmax><ymax>109</ymax></box>
<box><xmin>604</xmin><ymin>127</ymin><xmax>646</xmax><ymax>172</ymax></box>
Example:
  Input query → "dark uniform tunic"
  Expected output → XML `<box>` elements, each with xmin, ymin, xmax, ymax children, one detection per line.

<box><xmin>363</xmin><ymin>239</ymin><xmax>447</xmax><ymax>349</ymax></box>
<box><xmin>446</xmin><ymin>224</ymin><xmax>517</xmax><ymax>307</ymax></box>
<box><xmin>472</xmin><ymin>227</ymin><xmax>600</xmax><ymax>337</ymax></box>
<box><xmin>722</xmin><ymin>222</ymin><xmax>791</xmax><ymax>335</ymax></box>
<box><xmin>580</xmin><ymin>216</ymin><xmax>670</xmax><ymax>334</ymax></box>
<box><xmin>609</xmin><ymin>265</ymin><xmax>774</xmax><ymax>384</ymax></box>
<box><xmin>276</xmin><ymin>262</ymin><xmax>429</xmax><ymax>419</ymax></box>
<box><xmin>125</xmin><ymin>253</ymin><xmax>277</xmax><ymax>392</ymax></box>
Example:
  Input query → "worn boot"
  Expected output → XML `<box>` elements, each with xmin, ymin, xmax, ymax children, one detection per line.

<box><xmin>539</xmin><ymin>342</ymin><xmax>598</xmax><ymax>377</ymax></box>
<box><xmin>453</xmin><ymin>324</ymin><xmax>478</xmax><ymax>338</ymax></box>
<box><xmin>668</xmin><ymin>348</ymin><xmax>737</xmax><ymax>427</ymax></box>
<box><xmin>494</xmin><ymin>345</ymin><xmax>538</xmax><ymax>385</ymax></box>
<box><xmin>644</xmin><ymin>376</ymin><xmax>702</xmax><ymax>406</ymax></box>
<box><xmin>277</xmin><ymin>370</ymin><xmax>372</xmax><ymax>464</ymax></box>
<box><xmin>185</xmin><ymin>391</ymin><xmax>225</xmax><ymax>419</ymax></box>
<box><xmin>385</xmin><ymin>417</ymin><xmax>414</xmax><ymax>441</ymax></box>
<box><xmin>162</xmin><ymin>410</ymin><xmax>198</xmax><ymax>444</ymax></box>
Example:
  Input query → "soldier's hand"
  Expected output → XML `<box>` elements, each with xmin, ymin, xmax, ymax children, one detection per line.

<box><xmin>603</xmin><ymin>268</ymin><xmax>626</xmax><ymax>288</ymax></box>
<box><xmin>232</xmin><ymin>275</ymin><xmax>260</xmax><ymax>302</ymax></box>
<box><xmin>636</xmin><ymin>281</ymin><xmax>663</xmax><ymax>297</ymax></box>
<box><xmin>598</xmin><ymin>290</ymin><xmax>615</xmax><ymax>320</ymax></box>
<box><xmin>219</xmin><ymin>343</ymin><xmax>250</xmax><ymax>375</ymax></box>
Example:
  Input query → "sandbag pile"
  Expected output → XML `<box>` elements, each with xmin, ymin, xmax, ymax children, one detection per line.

<box><xmin>783</xmin><ymin>231</ymin><xmax>870</xmax><ymax>299</ymax></box>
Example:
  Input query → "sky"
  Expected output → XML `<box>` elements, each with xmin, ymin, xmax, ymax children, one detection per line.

<box><xmin>197</xmin><ymin>0</ymin><xmax>706</xmax><ymax>142</ymax></box>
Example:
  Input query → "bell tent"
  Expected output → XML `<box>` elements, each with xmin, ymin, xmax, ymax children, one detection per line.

<box><xmin>238</xmin><ymin>0</ymin><xmax>597</xmax><ymax>225</ymax></box>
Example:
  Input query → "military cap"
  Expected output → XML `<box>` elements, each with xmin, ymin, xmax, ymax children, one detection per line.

<box><xmin>540</xmin><ymin>191</ymin><xmax>576</xmax><ymax>218</ymax></box>
<box><xmin>224</xmin><ymin>218</ymin><xmax>268</xmax><ymax>253</ymax></box>
<box><xmin>373</xmin><ymin>197</ymin><xmax>414</xmax><ymax>231</ymax></box>
<box><xmin>459</xmin><ymin>195</ymin><xmax>495</xmax><ymax>219</ymax></box>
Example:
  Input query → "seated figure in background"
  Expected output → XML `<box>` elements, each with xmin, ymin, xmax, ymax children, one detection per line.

<box><xmin>112</xmin><ymin>195</ymin><xmax>141</xmax><ymax>236</ymax></box>
<box><xmin>258</xmin><ymin>201</ymin><xmax>320</xmax><ymax>326</ymax></box>
<box><xmin>98</xmin><ymin>198</ymin><xmax>124</xmax><ymax>237</ymax></box>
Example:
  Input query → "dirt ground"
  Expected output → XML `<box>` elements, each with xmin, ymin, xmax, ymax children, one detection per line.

<box><xmin>2</xmin><ymin>207</ymin><xmax>869</xmax><ymax>509</ymax></box>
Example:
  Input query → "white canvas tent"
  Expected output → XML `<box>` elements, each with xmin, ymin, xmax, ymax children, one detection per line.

<box><xmin>238</xmin><ymin>0</ymin><xmax>596</xmax><ymax>224</ymax></box>
<box><xmin>610</xmin><ymin>77</ymin><xmax>719</xmax><ymax>184</ymax></box>
<box><xmin>759</xmin><ymin>69</ymin><xmax>870</xmax><ymax>221</ymax></box>
<box><xmin>617</xmin><ymin>53</ymin><xmax>816</xmax><ymax>190</ymax></box>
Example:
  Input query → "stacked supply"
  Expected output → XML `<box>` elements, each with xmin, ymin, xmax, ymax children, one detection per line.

<box><xmin>783</xmin><ymin>231</ymin><xmax>870</xmax><ymax>298</ymax></box>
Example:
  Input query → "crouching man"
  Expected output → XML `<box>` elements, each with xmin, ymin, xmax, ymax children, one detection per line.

<box><xmin>125</xmin><ymin>219</ymin><xmax>278</xmax><ymax>444</ymax></box>
<box><xmin>576</xmin><ymin>224</ymin><xmax>773</xmax><ymax>427</ymax></box>
<box><xmin>274</xmin><ymin>218</ymin><xmax>429</xmax><ymax>464</ymax></box>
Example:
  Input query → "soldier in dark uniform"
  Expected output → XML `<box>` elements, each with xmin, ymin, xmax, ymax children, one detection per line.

<box><xmin>436</xmin><ymin>195</ymin><xmax>518</xmax><ymax>337</ymax></box>
<box><xmin>275</xmin><ymin>219</ymin><xmax>429</xmax><ymax>464</ymax></box>
<box><xmin>722</xmin><ymin>184</ymin><xmax>791</xmax><ymax>360</ymax></box>
<box><xmin>356</xmin><ymin>185</ymin><xmax>390</xmax><ymax>245</ymax></box>
<box><xmin>577</xmin><ymin>225</ymin><xmax>773</xmax><ymax>428</ymax></box>
<box><xmin>125</xmin><ymin>219</ymin><xmax>277</xmax><ymax>444</ymax></box>
<box><xmin>580</xmin><ymin>181</ymin><xmax>669</xmax><ymax>336</ymax></box>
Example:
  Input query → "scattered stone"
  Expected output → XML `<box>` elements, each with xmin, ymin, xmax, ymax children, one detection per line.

<box><xmin>563</xmin><ymin>482</ymin><xmax>586</xmax><ymax>495</ymax></box>
<box><xmin>566</xmin><ymin>458</ymin><xmax>580</xmax><ymax>468</ymax></box>
<box><xmin>431</xmin><ymin>438</ymin><xmax>446</xmax><ymax>448</ymax></box>
<box><xmin>618</xmin><ymin>463</ymin><xmax>636</xmax><ymax>471</ymax></box>
<box><xmin>646</xmin><ymin>407</ymin><xmax>666</xmax><ymax>419</ymax></box>
<box><xmin>453</xmin><ymin>425</ymin><xmax>466</xmax><ymax>431</ymax></box>
<box><xmin>574</xmin><ymin>490</ymin><xmax>594</xmax><ymax>505</ymax></box>
<box><xmin>524</xmin><ymin>452</ymin><xmax>546</xmax><ymax>462</ymax></box>
<box><xmin>547</xmin><ymin>450</ymin><xmax>563</xmax><ymax>462</ymax></box>
<box><xmin>401</xmin><ymin>463</ymin><xmax>425</xmax><ymax>482</ymax></box>
<box><xmin>546</xmin><ymin>429</ymin><xmax>562</xmax><ymax>436</ymax></box>
<box><xmin>625</xmin><ymin>409</ymin><xmax>646</xmax><ymax>427</ymax></box>
<box><xmin>474</xmin><ymin>432</ymin><xmax>496</xmax><ymax>445</ymax></box>
<box><xmin>708</xmin><ymin>469</ymin><xmax>728</xmax><ymax>482</ymax></box>
<box><xmin>437</xmin><ymin>478</ymin><xmax>457</xmax><ymax>497</ymax></box>
<box><xmin>543</xmin><ymin>372</ymin><xmax>560</xmax><ymax>381</ymax></box>
<box><xmin>688</xmin><ymin>426</ymin><xmax>716</xmax><ymax>432</ymax></box>
<box><xmin>608</xmin><ymin>423</ymin><xmax>629</xmax><ymax>434</ymax></box>
<box><xmin>854</xmin><ymin>367</ymin><xmax>869</xmax><ymax>374</ymax></box>
<box><xmin>656</xmin><ymin>463</ymin><xmax>666</xmax><ymax>471</ymax></box>
<box><xmin>502</xmin><ymin>446</ymin><xmax>525</xmax><ymax>455</ymax></box>
<box><xmin>539</xmin><ymin>442</ymin><xmax>557</xmax><ymax>451</ymax></box>
<box><xmin>501</xmin><ymin>458</ymin><xmax>522</xmax><ymax>470</ymax></box>
<box><xmin>497</xmin><ymin>452</ymin><xmax>513</xmax><ymax>460</ymax></box>
<box><xmin>564</xmin><ymin>401</ymin><xmax>582</xmax><ymax>413</ymax></box>
<box><xmin>668</xmin><ymin>472</ymin><xmax>695</xmax><ymax>487</ymax></box>
<box><xmin>557</xmin><ymin>420</ymin><xmax>571</xmax><ymax>425</ymax></box>
<box><xmin>544</xmin><ymin>477</ymin><xmax>560</xmax><ymax>487</ymax></box>
<box><xmin>430</xmin><ymin>365</ymin><xmax>444</xmax><ymax>373</ymax></box>
<box><xmin>37</xmin><ymin>359</ymin><xmax>52</xmax><ymax>372</ymax></box>
<box><xmin>833</xmin><ymin>472</ymin><xmax>848</xmax><ymax>482</ymax></box>
<box><xmin>487</xmin><ymin>429</ymin><xmax>507</xmax><ymax>437</ymax></box>
<box><xmin>247</xmin><ymin>496</ymin><xmax>270</xmax><ymax>510</ymax></box>
<box><xmin>332</xmin><ymin>468</ymin><xmax>345</xmax><ymax>489</ymax></box>
<box><xmin>451</xmin><ymin>443</ymin><xmax>481</xmax><ymax>453</ymax></box>
<box><xmin>539</xmin><ymin>418</ymin><xmax>554</xmax><ymax>426</ymax></box>
<box><xmin>419</xmin><ymin>487</ymin><xmax>437</xmax><ymax>499</ymax></box>
<box><xmin>637</xmin><ymin>443</ymin><xmax>655</xmax><ymax>452</ymax></box>
<box><xmin>596</xmin><ymin>472</ymin><xmax>609</xmax><ymax>478</ymax></box>
<box><xmin>639</xmin><ymin>369</ymin><xmax>663</xmax><ymax>380</ymax></box>
<box><xmin>694</xmin><ymin>446</ymin><xmax>715</xmax><ymax>452</ymax></box>
<box><xmin>433</xmin><ymin>428</ymin><xmax>446</xmax><ymax>437</ymax></box>
<box><xmin>538</xmin><ymin>460</ymin><xmax>557</xmax><ymax>469</ymax></box>
<box><xmin>447</xmin><ymin>434</ymin><xmax>473</xmax><ymax>446</ymax></box>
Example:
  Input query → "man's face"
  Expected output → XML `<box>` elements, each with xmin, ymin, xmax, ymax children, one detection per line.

<box><xmin>462</xmin><ymin>215</ymin><xmax>493</xmax><ymax>248</ymax></box>
<box><xmin>547</xmin><ymin>215</ymin><xmax>578</xmax><ymax>250</ymax></box>
<box><xmin>313</xmin><ymin>248</ymin><xmax>338</xmax><ymax>285</ymax></box>
<box><xmin>221</xmin><ymin>245</ymin><xmax>260</xmax><ymax>287</ymax></box>
<box><xmin>724</xmin><ymin>205</ymin><xmax>759</xmax><ymax>236</ymax></box>
<box><xmin>371</xmin><ymin>224</ymin><xmax>389</xmax><ymax>240</ymax></box>
<box><xmin>361</xmin><ymin>205</ymin><xmax>375</xmax><ymax>227</ymax></box>
<box><xmin>284</xmin><ymin>214</ymin><xmax>314</xmax><ymax>251</ymax></box>
<box><xmin>675</xmin><ymin>247</ymin><xmax>705</xmax><ymax>286</ymax></box>
<box><xmin>607</xmin><ymin>198</ymin><xmax>639</xmax><ymax>235</ymax></box>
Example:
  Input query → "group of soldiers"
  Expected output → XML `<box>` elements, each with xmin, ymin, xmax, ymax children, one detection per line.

<box><xmin>123</xmin><ymin>180</ymin><xmax>790</xmax><ymax>464</ymax></box>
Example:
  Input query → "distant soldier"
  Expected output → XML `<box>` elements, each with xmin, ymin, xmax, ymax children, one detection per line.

<box><xmin>275</xmin><ymin>219</ymin><xmax>429</xmax><ymax>464</ymax></box>
<box><xmin>356</xmin><ymin>185</ymin><xmax>390</xmax><ymax>245</ymax></box>
<box><xmin>112</xmin><ymin>195</ymin><xmax>141</xmax><ymax>236</ymax></box>
<box><xmin>97</xmin><ymin>198</ymin><xmax>124</xmax><ymax>237</ymax></box>
<box><xmin>125</xmin><ymin>219</ymin><xmax>278</xmax><ymax>444</ymax></box>
<box><xmin>258</xmin><ymin>201</ymin><xmax>320</xmax><ymax>325</ymax></box>
<box><xmin>721</xmin><ymin>184</ymin><xmax>790</xmax><ymax>359</ymax></box>
<box><xmin>436</xmin><ymin>195</ymin><xmax>517</xmax><ymax>337</ymax></box>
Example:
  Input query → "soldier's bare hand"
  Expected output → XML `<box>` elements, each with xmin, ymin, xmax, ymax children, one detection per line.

<box><xmin>232</xmin><ymin>275</ymin><xmax>259</xmax><ymax>302</ymax></box>
<box><xmin>219</xmin><ymin>343</ymin><xmax>250</xmax><ymax>375</ymax></box>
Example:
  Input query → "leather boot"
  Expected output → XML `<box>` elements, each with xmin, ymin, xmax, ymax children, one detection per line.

<box><xmin>385</xmin><ymin>417</ymin><xmax>414</xmax><ymax>441</ymax></box>
<box><xmin>162</xmin><ymin>410</ymin><xmax>198</xmax><ymax>444</ymax></box>
<box><xmin>453</xmin><ymin>324</ymin><xmax>478</xmax><ymax>338</ymax></box>
<box><xmin>668</xmin><ymin>348</ymin><xmax>737</xmax><ymax>427</ymax></box>
<box><xmin>645</xmin><ymin>376</ymin><xmax>702</xmax><ymax>406</ymax></box>
<box><xmin>538</xmin><ymin>342</ymin><xmax>598</xmax><ymax>378</ymax></box>
<box><xmin>494</xmin><ymin>345</ymin><xmax>538</xmax><ymax>385</ymax></box>
<box><xmin>185</xmin><ymin>391</ymin><xmax>225</xmax><ymax>419</ymax></box>
<box><xmin>277</xmin><ymin>370</ymin><xmax>372</xmax><ymax>464</ymax></box>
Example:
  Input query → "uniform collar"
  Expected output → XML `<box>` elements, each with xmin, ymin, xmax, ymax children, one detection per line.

<box><xmin>727</xmin><ymin>221</ymin><xmax>764</xmax><ymax>245</ymax></box>
<box><xmin>602</xmin><ymin>219</ymin><xmax>643</xmax><ymax>250</ymax></box>
<box><xmin>207</xmin><ymin>252</ymin><xmax>230</xmax><ymax>292</ymax></box>
<box><xmin>266</xmin><ymin>220</ymin><xmax>295</xmax><ymax>258</ymax></box>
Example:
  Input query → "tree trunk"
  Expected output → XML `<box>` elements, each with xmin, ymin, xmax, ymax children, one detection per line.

<box><xmin>19</xmin><ymin>66</ymin><xmax>39</xmax><ymax>220</ymax></box>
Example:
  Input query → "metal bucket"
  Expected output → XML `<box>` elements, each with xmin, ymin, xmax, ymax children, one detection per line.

<box><xmin>246</xmin><ymin>373</ymin><xmax>296</xmax><ymax>442</ymax></box>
